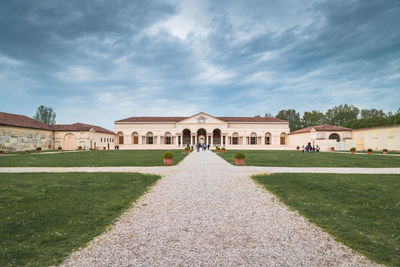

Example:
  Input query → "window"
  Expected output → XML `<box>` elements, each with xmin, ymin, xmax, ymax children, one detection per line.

<box><xmin>147</xmin><ymin>136</ymin><xmax>153</xmax><ymax>144</ymax></box>
<box><xmin>232</xmin><ymin>137</ymin><xmax>238</xmax><ymax>144</ymax></box>
<box><xmin>101</xmin><ymin>138</ymin><xmax>103</xmax><ymax>142</ymax></box>
<box><xmin>165</xmin><ymin>136</ymin><xmax>171</xmax><ymax>144</ymax></box>
<box><xmin>250</xmin><ymin>137</ymin><xmax>257</xmax><ymax>145</ymax></box>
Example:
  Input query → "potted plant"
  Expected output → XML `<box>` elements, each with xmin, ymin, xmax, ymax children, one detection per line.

<box><xmin>25</xmin><ymin>150</ymin><xmax>30</xmax><ymax>154</ymax></box>
<box><xmin>216</xmin><ymin>146</ymin><xmax>220</xmax><ymax>153</ymax></box>
<box><xmin>296</xmin><ymin>146</ymin><xmax>300</xmax><ymax>151</ymax></box>
<box><xmin>184</xmin><ymin>147</ymin><xmax>190</xmax><ymax>153</ymax></box>
<box><xmin>367</xmin><ymin>148</ymin><xmax>373</xmax><ymax>155</ymax></box>
<box><xmin>234</xmin><ymin>153</ymin><xmax>245</xmax><ymax>166</ymax></box>
<box><xmin>57</xmin><ymin>146</ymin><xmax>62</xmax><ymax>152</ymax></box>
<box><xmin>350</xmin><ymin>147</ymin><xmax>356</xmax><ymax>154</ymax></box>
<box><xmin>382</xmin><ymin>149</ymin><xmax>388</xmax><ymax>154</ymax></box>
<box><xmin>78</xmin><ymin>146</ymin><xmax>83</xmax><ymax>151</ymax></box>
<box><xmin>221</xmin><ymin>147</ymin><xmax>226</xmax><ymax>153</ymax></box>
<box><xmin>163</xmin><ymin>152</ymin><xmax>174</xmax><ymax>166</ymax></box>
<box><xmin>0</xmin><ymin>150</ymin><xmax>4</xmax><ymax>155</ymax></box>
<box><xmin>330</xmin><ymin>147</ymin><xmax>335</xmax><ymax>152</ymax></box>
<box><xmin>36</xmin><ymin>147</ymin><xmax>42</xmax><ymax>153</ymax></box>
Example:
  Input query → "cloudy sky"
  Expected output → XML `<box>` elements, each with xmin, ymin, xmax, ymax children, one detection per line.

<box><xmin>1</xmin><ymin>0</ymin><xmax>399</xmax><ymax>129</ymax></box>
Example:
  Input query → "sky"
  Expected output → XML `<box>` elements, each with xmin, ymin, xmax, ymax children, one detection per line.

<box><xmin>1</xmin><ymin>0</ymin><xmax>399</xmax><ymax>129</ymax></box>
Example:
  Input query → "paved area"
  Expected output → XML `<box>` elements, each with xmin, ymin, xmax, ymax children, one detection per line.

<box><xmin>59</xmin><ymin>151</ymin><xmax>374</xmax><ymax>266</ymax></box>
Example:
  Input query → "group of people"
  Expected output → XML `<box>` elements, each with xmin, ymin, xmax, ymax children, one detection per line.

<box><xmin>302</xmin><ymin>142</ymin><xmax>320</xmax><ymax>153</ymax></box>
<box><xmin>186</xmin><ymin>143</ymin><xmax>210</xmax><ymax>152</ymax></box>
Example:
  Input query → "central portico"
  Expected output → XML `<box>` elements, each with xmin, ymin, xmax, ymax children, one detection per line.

<box><xmin>114</xmin><ymin>112</ymin><xmax>291</xmax><ymax>150</ymax></box>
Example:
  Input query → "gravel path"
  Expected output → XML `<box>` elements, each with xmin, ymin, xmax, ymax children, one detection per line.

<box><xmin>61</xmin><ymin>150</ymin><xmax>374</xmax><ymax>266</ymax></box>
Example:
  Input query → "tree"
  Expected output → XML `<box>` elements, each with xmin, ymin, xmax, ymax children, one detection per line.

<box><xmin>264</xmin><ymin>112</ymin><xmax>273</xmax><ymax>117</ymax></box>
<box><xmin>254</xmin><ymin>115</ymin><xmax>261</xmax><ymax>117</ymax></box>
<box><xmin>33</xmin><ymin>105</ymin><xmax>56</xmax><ymax>125</ymax></box>
<box><xmin>360</xmin><ymin>108</ymin><xmax>386</xmax><ymax>119</ymax></box>
<box><xmin>302</xmin><ymin>110</ymin><xmax>326</xmax><ymax>128</ymax></box>
<box><xmin>325</xmin><ymin>104</ymin><xmax>359</xmax><ymax>126</ymax></box>
<box><xmin>275</xmin><ymin>109</ymin><xmax>301</xmax><ymax>132</ymax></box>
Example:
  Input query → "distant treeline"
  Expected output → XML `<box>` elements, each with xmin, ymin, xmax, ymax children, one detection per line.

<box><xmin>257</xmin><ymin>104</ymin><xmax>400</xmax><ymax>132</ymax></box>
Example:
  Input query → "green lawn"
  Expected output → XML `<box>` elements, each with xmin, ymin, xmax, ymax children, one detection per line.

<box><xmin>253</xmin><ymin>173</ymin><xmax>400</xmax><ymax>266</ymax></box>
<box><xmin>0</xmin><ymin>150</ymin><xmax>187</xmax><ymax>167</ymax></box>
<box><xmin>0</xmin><ymin>172</ymin><xmax>160</xmax><ymax>266</ymax></box>
<box><xmin>217</xmin><ymin>150</ymin><xmax>400</xmax><ymax>167</ymax></box>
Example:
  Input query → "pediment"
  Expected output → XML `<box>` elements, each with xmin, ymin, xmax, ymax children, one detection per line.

<box><xmin>177</xmin><ymin>112</ymin><xmax>226</xmax><ymax>124</ymax></box>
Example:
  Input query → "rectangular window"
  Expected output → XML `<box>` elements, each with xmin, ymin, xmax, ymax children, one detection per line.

<box><xmin>232</xmin><ymin>137</ymin><xmax>238</xmax><ymax>145</ymax></box>
<box><xmin>147</xmin><ymin>136</ymin><xmax>153</xmax><ymax>144</ymax></box>
<box><xmin>101</xmin><ymin>138</ymin><xmax>102</xmax><ymax>142</ymax></box>
<box><xmin>165</xmin><ymin>136</ymin><xmax>171</xmax><ymax>144</ymax></box>
<box><xmin>250</xmin><ymin>137</ymin><xmax>256</xmax><ymax>145</ymax></box>
<box><xmin>266</xmin><ymin>136</ymin><xmax>270</xmax><ymax>145</ymax></box>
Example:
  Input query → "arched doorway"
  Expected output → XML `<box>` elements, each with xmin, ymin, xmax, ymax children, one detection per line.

<box><xmin>329</xmin><ymin>133</ymin><xmax>340</xmax><ymax>142</ymax></box>
<box><xmin>182</xmin><ymin>129</ymin><xmax>191</xmax><ymax>146</ymax></box>
<box><xmin>213</xmin><ymin>129</ymin><xmax>221</xmax><ymax>145</ymax></box>
<box><xmin>232</xmin><ymin>132</ymin><xmax>239</xmax><ymax>145</ymax></box>
<box><xmin>64</xmin><ymin>133</ymin><xmax>76</xmax><ymax>150</ymax></box>
<box><xmin>117</xmin><ymin>132</ymin><xmax>124</xmax><ymax>145</ymax></box>
<box><xmin>265</xmin><ymin>132</ymin><xmax>271</xmax><ymax>145</ymax></box>
<box><xmin>280</xmin><ymin>132</ymin><xmax>287</xmax><ymax>145</ymax></box>
<box><xmin>146</xmin><ymin>132</ymin><xmax>154</xmax><ymax>144</ymax></box>
<box><xmin>250</xmin><ymin>132</ymin><xmax>257</xmax><ymax>145</ymax></box>
<box><xmin>132</xmin><ymin>132</ymin><xmax>138</xmax><ymax>144</ymax></box>
<box><xmin>197</xmin><ymin>128</ymin><xmax>206</xmax><ymax>145</ymax></box>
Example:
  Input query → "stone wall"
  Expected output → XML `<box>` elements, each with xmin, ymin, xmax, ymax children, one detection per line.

<box><xmin>0</xmin><ymin>126</ymin><xmax>53</xmax><ymax>152</ymax></box>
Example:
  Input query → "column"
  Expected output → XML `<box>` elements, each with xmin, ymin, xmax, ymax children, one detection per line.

<box><xmin>220</xmin><ymin>136</ymin><xmax>223</xmax><ymax>146</ymax></box>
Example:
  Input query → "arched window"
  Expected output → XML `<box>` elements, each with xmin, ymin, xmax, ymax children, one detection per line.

<box><xmin>164</xmin><ymin>132</ymin><xmax>172</xmax><ymax>144</ymax></box>
<box><xmin>146</xmin><ymin>132</ymin><xmax>153</xmax><ymax>144</ymax></box>
<box><xmin>117</xmin><ymin>132</ymin><xmax>124</xmax><ymax>145</ymax></box>
<box><xmin>132</xmin><ymin>132</ymin><xmax>139</xmax><ymax>144</ymax></box>
<box><xmin>265</xmin><ymin>132</ymin><xmax>271</xmax><ymax>145</ymax></box>
<box><xmin>280</xmin><ymin>132</ymin><xmax>287</xmax><ymax>145</ymax></box>
<box><xmin>232</xmin><ymin>132</ymin><xmax>239</xmax><ymax>145</ymax></box>
<box><xmin>250</xmin><ymin>132</ymin><xmax>257</xmax><ymax>145</ymax></box>
<box><xmin>182</xmin><ymin>129</ymin><xmax>191</xmax><ymax>146</ymax></box>
<box><xmin>329</xmin><ymin>133</ymin><xmax>340</xmax><ymax>142</ymax></box>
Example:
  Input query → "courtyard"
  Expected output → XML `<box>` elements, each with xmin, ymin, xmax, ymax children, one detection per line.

<box><xmin>0</xmin><ymin>149</ymin><xmax>399</xmax><ymax>266</ymax></box>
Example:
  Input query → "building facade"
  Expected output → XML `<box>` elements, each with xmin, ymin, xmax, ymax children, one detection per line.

<box><xmin>0</xmin><ymin>112</ymin><xmax>115</xmax><ymax>152</ymax></box>
<box><xmin>114</xmin><ymin>112</ymin><xmax>292</xmax><ymax>150</ymax></box>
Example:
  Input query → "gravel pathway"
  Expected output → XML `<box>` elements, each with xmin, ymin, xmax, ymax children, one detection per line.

<box><xmin>61</xmin><ymin>150</ymin><xmax>374</xmax><ymax>266</ymax></box>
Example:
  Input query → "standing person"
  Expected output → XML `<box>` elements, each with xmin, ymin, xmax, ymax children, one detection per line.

<box><xmin>207</xmin><ymin>144</ymin><xmax>210</xmax><ymax>150</ymax></box>
<box><xmin>197</xmin><ymin>144</ymin><xmax>200</xmax><ymax>152</ymax></box>
<box><xmin>203</xmin><ymin>143</ymin><xmax>206</xmax><ymax>151</ymax></box>
<box><xmin>301</xmin><ymin>145</ymin><xmax>305</xmax><ymax>153</ymax></box>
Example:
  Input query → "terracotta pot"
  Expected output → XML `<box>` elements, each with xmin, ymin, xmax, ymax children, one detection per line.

<box><xmin>164</xmin><ymin>158</ymin><xmax>173</xmax><ymax>166</ymax></box>
<box><xmin>383</xmin><ymin>151</ymin><xmax>387</xmax><ymax>154</ymax></box>
<box><xmin>0</xmin><ymin>151</ymin><xmax>4</xmax><ymax>154</ymax></box>
<box><xmin>221</xmin><ymin>150</ymin><xmax>226</xmax><ymax>153</ymax></box>
<box><xmin>184</xmin><ymin>150</ymin><xmax>190</xmax><ymax>154</ymax></box>
<box><xmin>351</xmin><ymin>151</ymin><xmax>355</xmax><ymax>154</ymax></box>
<box><xmin>79</xmin><ymin>148</ymin><xmax>82</xmax><ymax>151</ymax></box>
<box><xmin>58</xmin><ymin>149</ymin><xmax>62</xmax><ymax>152</ymax></box>
<box><xmin>36</xmin><ymin>150</ymin><xmax>41</xmax><ymax>153</ymax></box>
<box><xmin>368</xmin><ymin>152</ymin><xmax>372</xmax><ymax>155</ymax></box>
<box><xmin>235</xmin><ymin>158</ymin><xmax>244</xmax><ymax>166</ymax></box>
<box><xmin>331</xmin><ymin>148</ymin><xmax>335</xmax><ymax>152</ymax></box>
<box><xmin>217</xmin><ymin>150</ymin><xmax>220</xmax><ymax>153</ymax></box>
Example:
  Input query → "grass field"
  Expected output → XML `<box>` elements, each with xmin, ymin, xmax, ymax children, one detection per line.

<box><xmin>217</xmin><ymin>150</ymin><xmax>400</xmax><ymax>167</ymax></box>
<box><xmin>0</xmin><ymin>150</ymin><xmax>187</xmax><ymax>167</ymax></box>
<box><xmin>0</xmin><ymin>172</ymin><xmax>160</xmax><ymax>266</ymax></box>
<box><xmin>253</xmin><ymin>173</ymin><xmax>400</xmax><ymax>266</ymax></box>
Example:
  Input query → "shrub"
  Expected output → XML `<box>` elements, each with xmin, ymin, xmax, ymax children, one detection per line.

<box><xmin>367</xmin><ymin>148</ymin><xmax>373</xmax><ymax>153</ymax></box>
<box><xmin>184</xmin><ymin>146</ymin><xmax>190</xmax><ymax>151</ymax></box>
<box><xmin>216</xmin><ymin>146</ymin><xmax>220</xmax><ymax>150</ymax></box>
<box><xmin>330</xmin><ymin>147</ymin><xmax>335</xmax><ymax>151</ymax></box>
<box><xmin>25</xmin><ymin>150</ymin><xmax>30</xmax><ymax>154</ymax></box>
<box><xmin>350</xmin><ymin>147</ymin><xmax>356</xmax><ymax>152</ymax></box>
<box><xmin>58</xmin><ymin>146</ymin><xmax>62</xmax><ymax>150</ymax></box>
<box><xmin>221</xmin><ymin>147</ymin><xmax>226</xmax><ymax>151</ymax></box>
<box><xmin>78</xmin><ymin>146</ymin><xmax>82</xmax><ymax>150</ymax></box>
<box><xmin>383</xmin><ymin>149</ymin><xmax>388</xmax><ymax>152</ymax></box>
<box><xmin>296</xmin><ymin>146</ymin><xmax>300</xmax><ymax>150</ymax></box>
<box><xmin>36</xmin><ymin>147</ymin><xmax>42</xmax><ymax>151</ymax></box>
<box><xmin>0</xmin><ymin>150</ymin><xmax>4</xmax><ymax>154</ymax></box>
<box><xmin>163</xmin><ymin>152</ymin><xmax>174</xmax><ymax>159</ymax></box>
<box><xmin>235</xmin><ymin>152</ymin><xmax>245</xmax><ymax>159</ymax></box>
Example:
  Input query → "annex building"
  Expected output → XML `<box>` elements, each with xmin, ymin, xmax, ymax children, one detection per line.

<box><xmin>114</xmin><ymin>112</ymin><xmax>291</xmax><ymax>150</ymax></box>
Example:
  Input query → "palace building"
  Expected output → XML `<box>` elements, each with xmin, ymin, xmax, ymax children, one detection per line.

<box><xmin>114</xmin><ymin>112</ymin><xmax>291</xmax><ymax>150</ymax></box>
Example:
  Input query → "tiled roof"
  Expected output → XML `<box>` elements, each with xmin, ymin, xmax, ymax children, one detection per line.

<box><xmin>0</xmin><ymin>111</ymin><xmax>53</xmax><ymax>130</ymax></box>
<box><xmin>290</xmin><ymin>124</ymin><xmax>352</xmax><ymax>134</ymax></box>
<box><xmin>116</xmin><ymin>116</ymin><xmax>287</xmax><ymax>123</ymax></box>
<box><xmin>51</xmin><ymin>123</ymin><xmax>114</xmax><ymax>134</ymax></box>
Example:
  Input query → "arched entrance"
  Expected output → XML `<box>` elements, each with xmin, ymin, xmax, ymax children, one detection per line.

<box><xmin>265</xmin><ymin>132</ymin><xmax>271</xmax><ymax>145</ymax></box>
<box><xmin>329</xmin><ymin>133</ymin><xmax>340</xmax><ymax>142</ymax></box>
<box><xmin>64</xmin><ymin>133</ymin><xmax>76</xmax><ymax>150</ymax></box>
<box><xmin>117</xmin><ymin>132</ymin><xmax>124</xmax><ymax>145</ymax></box>
<box><xmin>280</xmin><ymin>132</ymin><xmax>287</xmax><ymax>145</ymax></box>
<box><xmin>146</xmin><ymin>132</ymin><xmax>154</xmax><ymax>144</ymax></box>
<box><xmin>197</xmin><ymin>128</ymin><xmax>206</xmax><ymax>145</ymax></box>
<box><xmin>182</xmin><ymin>129</ymin><xmax>191</xmax><ymax>146</ymax></box>
<box><xmin>132</xmin><ymin>132</ymin><xmax>138</xmax><ymax>144</ymax></box>
<box><xmin>213</xmin><ymin>129</ymin><xmax>221</xmax><ymax>145</ymax></box>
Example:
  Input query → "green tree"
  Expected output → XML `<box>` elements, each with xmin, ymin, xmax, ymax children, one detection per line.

<box><xmin>302</xmin><ymin>110</ymin><xmax>326</xmax><ymax>128</ymax></box>
<box><xmin>325</xmin><ymin>104</ymin><xmax>359</xmax><ymax>126</ymax></box>
<box><xmin>360</xmin><ymin>108</ymin><xmax>386</xmax><ymax>119</ymax></box>
<box><xmin>275</xmin><ymin>109</ymin><xmax>301</xmax><ymax>132</ymax></box>
<box><xmin>33</xmin><ymin>105</ymin><xmax>56</xmax><ymax>125</ymax></box>
<box><xmin>264</xmin><ymin>112</ymin><xmax>273</xmax><ymax>117</ymax></box>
